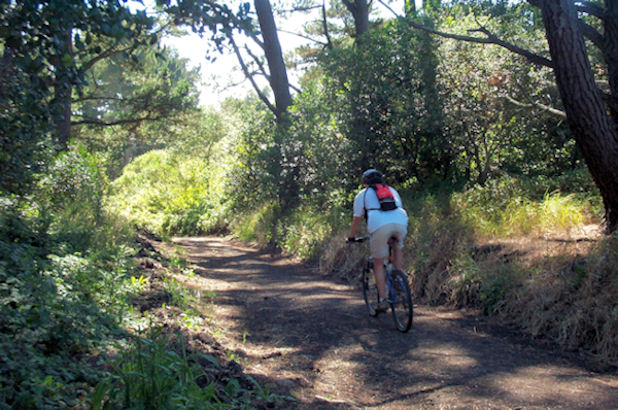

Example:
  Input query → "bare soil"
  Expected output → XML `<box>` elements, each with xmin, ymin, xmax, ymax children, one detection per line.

<box><xmin>166</xmin><ymin>236</ymin><xmax>618</xmax><ymax>409</ymax></box>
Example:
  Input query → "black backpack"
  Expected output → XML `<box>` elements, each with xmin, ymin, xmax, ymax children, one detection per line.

<box><xmin>364</xmin><ymin>183</ymin><xmax>398</xmax><ymax>218</ymax></box>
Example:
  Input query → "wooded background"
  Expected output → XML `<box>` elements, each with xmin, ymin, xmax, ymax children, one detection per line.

<box><xmin>1</xmin><ymin>0</ymin><xmax>616</xmax><ymax>407</ymax></box>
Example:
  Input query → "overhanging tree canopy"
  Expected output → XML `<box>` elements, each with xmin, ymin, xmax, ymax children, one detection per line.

<box><xmin>379</xmin><ymin>0</ymin><xmax>618</xmax><ymax>232</ymax></box>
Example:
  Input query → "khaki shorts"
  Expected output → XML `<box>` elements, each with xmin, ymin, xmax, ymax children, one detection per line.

<box><xmin>369</xmin><ymin>223</ymin><xmax>407</xmax><ymax>259</ymax></box>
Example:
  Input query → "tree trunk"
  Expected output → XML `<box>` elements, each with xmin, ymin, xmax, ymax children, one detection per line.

<box><xmin>54</xmin><ymin>82</ymin><xmax>72</xmax><ymax>150</ymax></box>
<box><xmin>254</xmin><ymin>0</ymin><xmax>292</xmax><ymax>123</ymax></box>
<box><xmin>53</xmin><ymin>29</ymin><xmax>73</xmax><ymax>151</ymax></box>
<box><xmin>540</xmin><ymin>0</ymin><xmax>618</xmax><ymax>232</ymax></box>
<box><xmin>253</xmin><ymin>0</ymin><xmax>299</xmax><ymax>219</ymax></box>
<box><xmin>343</xmin><ymin>0</ymin><xmax>369</xmax><ymax>39</ymax></box>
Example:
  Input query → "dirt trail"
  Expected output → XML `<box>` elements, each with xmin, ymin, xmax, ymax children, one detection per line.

<box><xmin>172</xmin><ymin>236</ymin><xmax>617</xmax><ymax>409</ymax></box>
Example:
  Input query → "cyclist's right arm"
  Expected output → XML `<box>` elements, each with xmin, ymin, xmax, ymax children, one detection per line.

<box><xmin>348</xmin><ymin>216</ymin><xmax>362</xmax><ymax>242</ymax></box>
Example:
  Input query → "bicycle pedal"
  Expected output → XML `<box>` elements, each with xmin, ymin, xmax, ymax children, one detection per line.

<box><xmin>376</xmin><ymin>300</ymin><xmax>389</xmax><ymax>312</ymax></box>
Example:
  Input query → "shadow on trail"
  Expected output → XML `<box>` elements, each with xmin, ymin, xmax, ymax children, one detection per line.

<box><xmin>175</xmin><ymin>237</ymin><xmax>618</xmax><ymax>409</ymax></box>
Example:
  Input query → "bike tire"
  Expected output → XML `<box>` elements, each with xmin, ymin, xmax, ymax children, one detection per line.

<box><xmin>362</xmin><ymin>264</ymin><xmax>379</xmax><ymax>317</ymax></box>
<box><xmin>389</xmin><ymin>269</ymin><xmax>413</xmax><ymax>332</ymax></box>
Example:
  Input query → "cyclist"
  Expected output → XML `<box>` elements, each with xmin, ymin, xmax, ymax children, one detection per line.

<box><xmin>348</xmin><ymin>169</ymin><xmax>409</xmax><ymax>312</ymax></box>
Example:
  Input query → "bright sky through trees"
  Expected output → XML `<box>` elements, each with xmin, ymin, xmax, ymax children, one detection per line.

<box><xmin>160</xmin><ymin>0</ymin><xmax>411</xmax><ymax>106</ymax></box>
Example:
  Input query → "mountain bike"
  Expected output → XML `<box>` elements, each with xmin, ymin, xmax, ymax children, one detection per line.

<box><xmin>348</xmin><ymin>236</ymin><xmax>413</xmax><ymax>332</ymax></box>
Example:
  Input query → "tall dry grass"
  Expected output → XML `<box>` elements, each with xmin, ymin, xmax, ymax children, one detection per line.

<box><xmin>403</xmin><ymin>185</ymin><xmax>617</xmax><ymax>364</ymax></box>
<box><xmin>500</xmin><ymin>234</ymin><xmax>618</xmax><ymax>363</ymax></box>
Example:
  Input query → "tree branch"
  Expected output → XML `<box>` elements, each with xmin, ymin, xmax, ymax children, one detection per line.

<box><xmin>276</xmin><ymin>5</ymin><xmax>321</xmax><ymax>13</ymax></box>
<box><xmin>575</xmin><ymin>2</ymin><xmax>607</xmax><ymax>20</ymax></box>
<box><xmin>505</xmin><ymin>95</ymin><xmax>566</xmax><ymax>119</ymax></box>
<box><xmin>80</xmin><ymin>23</ymin><xmax>170</xmax><ymax>72</ymax></box>
<box><xmin>245</xmin><ymin>43</ymin><xmax>269</xmax><ymax>80</ymax></box>
<box><xmin>71</xmin><ymin>115</ymin><xmax>162</xmax><ymax>127</ymax></box>
<box><xmin>277</xmin><ymin>28</ymin><xmax>328</xmax><ymax>46</ymax></box>
<box><xmin>81</xmin><ymin>43</ymin><xmax>134</xmax><ymax>72</ymax></box>
<box><xmin>322</xmin><ymin>0</ymin><xmax>333</xmax><ymax>50</ymax></box>
<box><xmin>244</xmin><ymin>44</ymin><xmax>300</xmax><ymax>94</ymax></box>
<box><xmin>578</xmin><ymin>20</ymin><xmax>604</xmax><ymax>49</ymax></box>
<box><xmin>229</xmin><ymin>33</ymin><xmax>276</xmax><ymax>114</ymax></box>
<box><xmin>377</xmin><ymin>0</ymin><xmax>554</xmax><ymax>69</ymax></box>
<box><xmin>72</xmin><ymin>95</ymin><xmax>125</xmax><ymax>103</ymax></box>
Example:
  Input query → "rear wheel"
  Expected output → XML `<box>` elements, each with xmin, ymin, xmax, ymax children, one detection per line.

<box><xmin>362</xmin><ymin>264</ymin><xmax>379</xmax><ymax>317</ymax></box>
<box><xmin>389</xmin><ymin>270</ymin><xmax>413</xmax><ymax>332</ymax></box>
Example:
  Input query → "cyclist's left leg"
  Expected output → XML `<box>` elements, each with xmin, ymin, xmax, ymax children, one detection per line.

<box><xmin>389</xmin><ymin>224</ymin><xmax>407</xmax><ymax>271</ymax></box>
<box><xmin>369</xmin><ymin>226</ymin><xmax>392</xmax><ymax>300</ymax></box>
<box><xmin>373</xmin><ymin>257</ymin><xmax>386</xmax><ymax>299</ymax></box>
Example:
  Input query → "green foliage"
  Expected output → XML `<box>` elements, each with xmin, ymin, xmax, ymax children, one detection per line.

<box><xmin>229</xmin><ymin>200</ymin><xmax>346</xmax><ymax>262</ymax></box>
<box><xmin>449</xmin><ymin>253</ymin><xmax>521</xmax><ymax>315</ymax></box>
<box><xmin>0</xmin><ymin>140</ymin><xmax>269</xmax><ymax>407</ymax></box>
<box><xmin>37</xmin><ymin>148</ymin><xmax>111</xmax><ymax>251</ymax></box>
<box><xmin>279</xmin><ymin>205</ymin><xmax>342</xmax><ymax>261</ymax></box>
<box><xmin>93</xmin><ymin>330</ymin><xmax>222</xmax><ymax>409</ymax></box>
<box><xmin>93</xmin><ymin>327</ymin><xmax>288</xmax><ymax>409</ymax></box>
<box><xmin>224</xmin><ymin>85</ymin><xmax>354</xmax><ymax>226</ymax></box>
<box><xmin>452</xmin><ymin>175</ymin><xmax>601</xmax><ymax>236</ymax></box>
<box><xmin>435</xmin><ymin>2</ymin><xmax>578</xmax><ymax>184</ymax></box>
<box><xmin>0</xmin><ymin>0</ymin><xmax>153</xmax><ymax>193</ymax></box>
<box><xmin>107</xmin><ymin>149</ymin><xmax>228</xmax><ymax>237</ymax></box>
<box><xmin>76</xmin><ymin>45</ymin><xmax>200</xmax><ymax>127</ymax></box>
<box><xmin>223</xmin><ymin>102</ymin><xmax>281</xmax><ymax>211</ymax></box>
<box><xmin>73</xmin><ymin>44</ymin><xmax>202</xmax><ymax>175</ymax></box>
<box><xmin>232</xmin><ymin>203</ymin><xmax>279</xmax><ymax>244</ymax></box>
<box><xmin>287</xmin><ymin>80</ymin><xmax>357</xmax><ymax>206</ymax></box>
<box><xmin>0</xmin><ymin>195</ymin><xmax>136</xmax><ymax>408</ymax></box>
<box><xmin>320</xmin><ymin>20</ymin><xmax>447</xmax><ymax>184</ymax></box>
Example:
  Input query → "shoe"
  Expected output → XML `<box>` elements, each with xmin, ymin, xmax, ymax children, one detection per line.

<box><xmin>376</xmin><ymin>298</ymin><xmax>389</xmax><ymax>312</ymax></box>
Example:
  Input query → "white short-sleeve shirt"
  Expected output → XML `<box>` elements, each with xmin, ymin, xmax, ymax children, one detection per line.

<box><xmin>353</xmin><ymin>186</ymin><xmax>409</xmax><ymax>233</ymax></box>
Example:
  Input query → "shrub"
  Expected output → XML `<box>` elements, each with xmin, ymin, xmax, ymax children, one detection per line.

<box><xmin>0</xmin><ymin>193</ymin><xmax>136</xmax><ymax>408</ymax></box>
<box><xmin>93</xmin><ymin>330</ymin><xmax>222</xmax><ymax>409</ymax></box>
<box><xmin>231</xmin><ymin>203</ymin><xmax>279</xmax><ymax>244</ymax></box>
<box><xmin>37</xmin><ymin>148</ymin><xmax>108</xmax><ymax>251</ymax></box>
<box><xmin>280</xmin><ymin>206</ymin><xmax>341</xmax><ymax>261</ymax></box>
<box><xmin>93</xmin><ymin>327</ymin><xmax>286</xmax><ymax>409</ymax></box>
<box><xmin>107</xmin><ymin>150</ymin><xmax>228</xmax><ymax>237</ymax></box>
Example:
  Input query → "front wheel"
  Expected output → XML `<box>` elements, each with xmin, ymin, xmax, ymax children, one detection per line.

<box><xmin>362</xmin><ymin>264</ymin><xmax>379</xmax><ymax>317</ymax></box>
<box><xmin>389</xmin><ymin>270</ymin><xmax>413</xmax><ymax>332</ymax></box>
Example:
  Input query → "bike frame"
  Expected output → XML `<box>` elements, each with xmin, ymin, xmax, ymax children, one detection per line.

<box><xmin>352</xmin><ymin>235</ymin><xmax>413</xmax><ymax>332</ymax></box>
<box><xmin>367</xmin><ymin>237</ymin><xmax>398</xmax><ymax>302</ymax></box>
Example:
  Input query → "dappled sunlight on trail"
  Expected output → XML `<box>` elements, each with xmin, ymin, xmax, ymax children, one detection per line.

<box><xmin>170</xmin><ymin>236</ymin><xmax>618</xmax><ymax>409</ymax></box>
